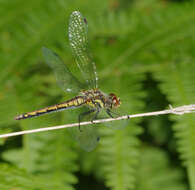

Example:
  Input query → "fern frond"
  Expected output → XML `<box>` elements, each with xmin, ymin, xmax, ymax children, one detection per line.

<box><xmin>136</xmin><ymin>147</ymin><xmax>187</xmax><ymax>190</ymax></box>
<box><xmin>98</xmin><ymin>124</ymin><xmax>142</xmax><ymax>190</ymax></box>
<box><xmin>153</xmin><ymin>61</ymin><xmax>195</xmax><ymax>188</ymax></box>
<box><xmin>2</xmin><ymin>126</ymin><xmax>78</xmax><ymax>189</ymax></box>
<box><xmin>94</xmin><ymin>2</ymin><xmax>195</xmax><ymax>75</ymax></box>
<box><xmin>0</xmin><ymin>163</ymin><xmax>59</xmax><ymax>190</ymax></box>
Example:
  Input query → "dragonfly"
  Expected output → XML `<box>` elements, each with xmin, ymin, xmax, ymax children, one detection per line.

<box><xmin>15</xmin><ymin>11</ymin><xmax>126</xmax><ymax>151</ymax></box>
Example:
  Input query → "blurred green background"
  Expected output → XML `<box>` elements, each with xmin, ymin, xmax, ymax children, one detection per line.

<box><xmin>0</xmin><ymin>0</ymin><xmax>195</xmax><ymax>189</ymax></box>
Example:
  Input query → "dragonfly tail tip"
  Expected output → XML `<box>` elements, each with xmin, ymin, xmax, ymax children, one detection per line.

<box><xmin>14</xmin><ymin>115</ymin><xmax>23</xmax><ymax>120</ymax></box>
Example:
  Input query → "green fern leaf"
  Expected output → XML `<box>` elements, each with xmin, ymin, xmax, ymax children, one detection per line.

<box><xmin>153</xmin><ymin>61</ymin><xmax>195</xmax><ymax>189</ymax></box>
<box><xmin>136</xmin><ymin>147</ymin><xmax>187</xmax><ymax>190</ymax></box>
<box><xmin>0</xmin><ymin>164</ymin><xmax>59</xmax><ymax>190</ymax></box>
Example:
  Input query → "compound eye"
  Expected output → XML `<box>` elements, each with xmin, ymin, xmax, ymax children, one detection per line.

<box><xmin>113</xmin><ymin>99</ymin><xmax>117</xmax><ymax>104</ymax></box>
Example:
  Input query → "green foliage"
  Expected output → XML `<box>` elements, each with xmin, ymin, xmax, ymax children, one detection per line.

<box><xmin>0</xmin><ymin>0</ymin><xmax>195</xmax><ymax>189</ymax></box>
<box><xmin>0</xmin><ymin>163</ymin><xmax>57</xmax><ymax>190</ymax></box>
<box><xmin>153</xmin><ymin>61</ymin><xmax>195</xmax><ymax>188</ymax></box>
<box><xmin>98</xmin><ymin>123</ymin><xmax>142</xmax><ymax>190</ymax></box>
<box><xmin>136</xmin><ymin>147</ymin><xmax>187</xmax><ymax>190</ymax></box>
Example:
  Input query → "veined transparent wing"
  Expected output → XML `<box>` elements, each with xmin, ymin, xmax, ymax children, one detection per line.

<box><xmin>69</xmin><ymin>124</ymin><xmax>100</xmax><ymax>152</ymax></box>
<box><xmin>69</xmin><ymin>11</ymin><xmax>98</xmax><ymax>89</ymax></box>
<box><xmin>105</xmin><ymin>107</ymin><xmax>129</xmax><ymax>130</ymax></box>
<box><xmin>66</xmin><ymin>107</ymin><xmax>100</xmax><ymax>152</ymax></box>
<box><xmin>42</xmin><ymin>47</ymin><xmax>85</xmax><ymax>93</ymax></box>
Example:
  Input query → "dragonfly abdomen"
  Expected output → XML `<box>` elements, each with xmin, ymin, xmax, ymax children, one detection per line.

<box><xmin>15</xmin><ymin>96</ymin><xmax>85</xmax><ymax>120</ymax></box>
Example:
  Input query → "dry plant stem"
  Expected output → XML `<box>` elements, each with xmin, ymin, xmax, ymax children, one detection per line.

<box><xmin>1</xmin><ymin>104</ymin><xmax>195</xmax><ymax>139</ymax></box>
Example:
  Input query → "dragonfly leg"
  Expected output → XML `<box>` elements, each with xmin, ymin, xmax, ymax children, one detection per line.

<box><xmin>78</xmin><ymin>109</ymin><xmax>96</xmax><ymax>132</ymax></box>
<box><xmin>91</xmin><ymin>108</ymin><xmax>100</xmax><ymax>122</ymax></box>
<box><xmin>107</xmin><ymin>109</ymin><xmax>130</xmax><ymax>120</ymax></box>
<box><xmin>106</xmin><ymin>109</ymin><xmax>114</xmax><ymax>118</ymax></box>
<box><xmin>90</xmin><ymin>100</ymin><xmax>101</xmax><ymax>122</ymax></box>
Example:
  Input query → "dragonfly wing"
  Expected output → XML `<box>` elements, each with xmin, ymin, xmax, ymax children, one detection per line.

<box><xmin>66</xmin><ymin>107</ymin><xmax>100</xmax><ymax>151</ymax></box>
<box><xmin>42</xmin><ymin>47</ymin><xmax>85</xmax><ymax>93</ymax></box>
<box><xmin>69</xmin><ymin>11</ymin><xmax>98</xmax><ymax>89</ymax></box>
<box><xmin>70</xmin><ymin>125</ymin><xmax>99</xmax><ymax>152</ymax></box>
<box><xmin>103</xmin><ymin>106</ymin><xmax>130</xmax><ymax>130</ymax></box>
<box><xmin>106</xmin><ymin>116</ymin><xmax>129</xmax><ymax>130</ymax></box>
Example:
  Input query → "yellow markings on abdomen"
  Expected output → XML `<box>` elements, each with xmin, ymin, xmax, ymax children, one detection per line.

<box><xmin>15</xmin><ymin>96</ymin><xmax>85</xmax><ymax>120</ymax></box>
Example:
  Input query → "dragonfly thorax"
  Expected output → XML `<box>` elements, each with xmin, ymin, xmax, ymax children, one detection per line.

<box><xmin>80</xmin><ymin>89</ymin><xmax>120</xmax><ymax>109</ymax></box>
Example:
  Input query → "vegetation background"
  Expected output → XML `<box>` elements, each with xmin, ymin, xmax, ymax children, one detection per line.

<box><xmin>0</xmin><ymin>0</ymin><xmax>195</xmax><ymax>189</ymax></box>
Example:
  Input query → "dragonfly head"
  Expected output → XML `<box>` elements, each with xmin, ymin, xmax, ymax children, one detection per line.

<box><xmin>109</xmin><ymin>93</ymin><xmax>121</xmax><ymax>108</ymax></box>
